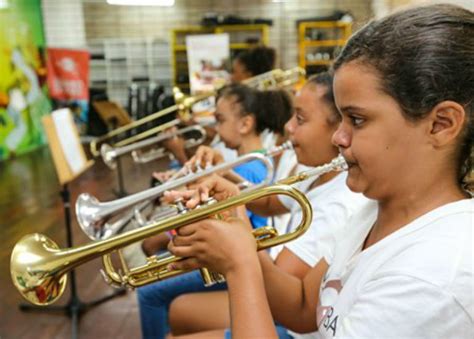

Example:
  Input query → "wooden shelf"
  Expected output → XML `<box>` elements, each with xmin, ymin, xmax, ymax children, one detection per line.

<box><xmin>298</xmin><ymin>21</ymin><xmax>351</xmax><ymax>76</ymax></box>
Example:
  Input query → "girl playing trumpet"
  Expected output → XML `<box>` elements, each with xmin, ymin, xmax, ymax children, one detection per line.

<box><xmin>138</xmin><ymin>83</ymin><xmax>293</xmax><ymax>339</ymax></box>
<box><xmin>164</xmin><ymin>71</ymin><xmax>370</xmax><ymax>338</ymax></box>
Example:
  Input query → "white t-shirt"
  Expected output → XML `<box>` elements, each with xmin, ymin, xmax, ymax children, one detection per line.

<box><xmin>209</xmin><ymin>135</ymin><xmax>237</xmax><ymax>162</ymax></box>
<box><xmin>261</xmin><ymin>129</ymin><xmax>277</xmax><ymax>150</ymax></box>
<box><xmin>280</xmin><ymin>172</ymin><xmax>371</xmax><ymax>267</ymax></box>
<box><xmin>316</xmin><ymin>198</ymin><xmax>473</xmax><ymax>339</ymax></box>
<box><xmin>267</xmin><ymin>149</ymin><xmax>298</xmax><ymax>245</ymax></box>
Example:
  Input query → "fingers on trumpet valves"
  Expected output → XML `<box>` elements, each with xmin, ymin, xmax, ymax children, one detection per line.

<box><xmin>163</xmin><ymin>189</ymin><xmax>201</xmax><ymax>208</ymax></box>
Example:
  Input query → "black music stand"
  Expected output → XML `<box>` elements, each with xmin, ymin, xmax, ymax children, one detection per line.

<box><xmin>110</xmin><ymin>118</ymin><xmax>128</xmax><ymax>198</ymax></box>
<box><xmin>18</xmin><ymin>110</ymin><xmax>126</xmax><ymax>339</ymax></box>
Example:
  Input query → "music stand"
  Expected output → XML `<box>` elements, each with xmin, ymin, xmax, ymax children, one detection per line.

<box><xmin>18</xmin><ymin>109</ymin><xmax>126</xmax><ymax>339</ymax></box>
<box><xmin>93</xmin><ymin>100</ymin><xmax>132</xmax><ymax>197</ymax></box>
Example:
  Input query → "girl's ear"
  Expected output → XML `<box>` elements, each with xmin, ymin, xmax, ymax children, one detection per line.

<box><xmin>428</xmin><ymin>101</ymin><xmax>466</xmax><ymax>147</ymax></box>
<box><xmin>238</xmin><ymin>114</ymin><xmax>256</xmax><ymax>135</ymax></box>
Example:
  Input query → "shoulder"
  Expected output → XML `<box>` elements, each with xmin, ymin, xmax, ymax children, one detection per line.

<box><xmin>336</xmin><ymin>274</ymin><xmax>473</xmax><ymax>338</ymax></box>
<box><xmin>368</xmin><ymin>200</ymin><xmax>473</xmax><ymax>320</ymax></box>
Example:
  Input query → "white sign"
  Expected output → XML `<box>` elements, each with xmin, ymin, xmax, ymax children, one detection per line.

<box><xmin>186</xmin><ymin>33</ymin><xmax>230</xmax><ymax>94</ymax></box>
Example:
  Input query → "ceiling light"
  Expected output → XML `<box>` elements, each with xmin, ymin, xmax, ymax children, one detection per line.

<box><xmin>107</xmin><ymin>0</ymin><xmax>175</xmax><ymax>6</ymax></box>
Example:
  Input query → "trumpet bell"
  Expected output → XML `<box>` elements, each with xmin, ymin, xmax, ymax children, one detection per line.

<box><xmin>11</xmin><ymin>234</ymin><xmax>67</xmax><ymax>306</ymax></box>
<box><xmin>100</xmin><ymin>143</ymin><xmax>117</xmax><ymax>169</ymax></box>
<box><xmin>76</xmin><ymin>193</ymin><xmax>103</xmax><ymax>239</ymax></box>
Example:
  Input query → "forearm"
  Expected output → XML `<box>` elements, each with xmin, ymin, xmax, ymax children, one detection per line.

<box><xmin>258</xmin><ymin>252</ymin><xmax>324</xmax><ymax>333</ymax></box>
<box><xmin>247</xmin><ymin>195</ymin><xmax>288</xmax><ymax>217</ymax></box>
<box><xmin>226</xmin><ymin>255</ymin><xmax>277</xmax><ymax>339</ymax></box>
<box><xmin>172</xmin><ymin>147</ymin><xmax>189</xmax><ymax>164</ymax></box>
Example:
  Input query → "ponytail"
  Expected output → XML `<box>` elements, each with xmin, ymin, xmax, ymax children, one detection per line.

<box><xmin>255</xmin><ymin>89</ymin><xmax>293</xmax><ymax>134</ymax></box>
<box><xmin>217</xmin><ymin>84</ymin><xmax>293</xmax><ymax>135</ymax></box>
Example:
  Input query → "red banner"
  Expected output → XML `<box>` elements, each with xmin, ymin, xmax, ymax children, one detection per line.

<box><xmin>46</xmin><ymin>48</ymin><xmax>90</xmax><ymax>101</ymax></box>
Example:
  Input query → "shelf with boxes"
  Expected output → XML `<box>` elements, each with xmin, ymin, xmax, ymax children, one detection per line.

<box><xmin>298</xmin><ymin>21</ymin><xmax>351</xmax><ymax>76</ymax></box>
<box><xmin>171</xmin><ymin>24</ymin><xmax>270</xmax><ymax>92</ymax></box>
<box><xmin>88</xmin><ymin>38</ymin><xmax>171</xmax><ymax>106</ymax></box>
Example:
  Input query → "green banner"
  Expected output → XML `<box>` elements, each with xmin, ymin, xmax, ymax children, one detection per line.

<box><xmin>0</xmin><ymin>0</ymin><xmax>52</xmax><ymax>160</ymax></box>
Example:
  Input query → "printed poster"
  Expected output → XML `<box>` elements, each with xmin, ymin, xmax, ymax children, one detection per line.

<box><xmin>0</xmin><ymin>0</ymin><xmax>52</xmax><ymax>160</ymax></box>
<box><xmin>47</xmin><ymin>48</ymin><xmax>90</xmax><ymax>134</ymax></box>
<box><xmin>186</xmin><ymin>34</ymin><xmax>230</xmax><ymax>113</ymax></box>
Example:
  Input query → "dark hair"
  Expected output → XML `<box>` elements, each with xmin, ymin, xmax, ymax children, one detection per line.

<box><xmin>305</xmin><ymin>72</ymin><xmax>340</xmax><ymax>125</ymax></box>
<box><xmin>333</xmin><ymin>4</ymin><xmax>474</xmax><ymax>189</ymax></box>
<box><xmin>217</xmin><ymin>84</ymin><xmax>292</xmax><ymax>134</ymax></box>
<box><xmin>234</xmin><ymin>46</ymin><xmax>276</xmax><ymax>76</ymax></box>
<box><xmin>256</xmin><ymin>89</ymin><xmax>293</xmax><ymax>135</ymax></box>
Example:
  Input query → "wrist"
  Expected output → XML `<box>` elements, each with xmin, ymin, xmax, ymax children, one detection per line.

<box><xmin>226</xmin><ymin>252</ymin><xmax>261</xmax><ymax>282</ymax></box>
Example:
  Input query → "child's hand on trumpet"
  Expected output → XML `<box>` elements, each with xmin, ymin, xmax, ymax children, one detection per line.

<box><xmin>184</xmin><ymin>145</ymin><xmax>224</xmax><ymax>172</ymax></box>
<box><xmin>163</xmin><ymin>174</ymin><xmax>240</xmax><ymax>209</ymax></box>
<box><xmin>167</xmin><ymin>216</ymin><xmax>258</xmax><ymax>276</ymax></box>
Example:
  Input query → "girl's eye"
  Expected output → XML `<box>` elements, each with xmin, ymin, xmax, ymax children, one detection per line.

<box><xmin>349</xmin><ymin>115</ymin><xmax>365</xmax><ymax>127</ymax></box>
<box><xmin>296</xmin><ymin>115</ymin><xmax>304</xmax><ymax>125</ymax></box>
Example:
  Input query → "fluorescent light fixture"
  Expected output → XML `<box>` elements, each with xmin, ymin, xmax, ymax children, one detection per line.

<box><xmin>107</xmin><ymin>0</ymin><xmax>175</xmax><ymax>6</ymax></box>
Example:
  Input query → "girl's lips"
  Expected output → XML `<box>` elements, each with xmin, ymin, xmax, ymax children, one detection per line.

<box><xmin>340</xmin><ymin>154</ymin><xmax>356</xmax><ymax>168</ymax></box>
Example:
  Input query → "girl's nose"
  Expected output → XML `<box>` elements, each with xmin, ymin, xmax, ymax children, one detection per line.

<box><xmin>285</xmin><ymin>114</ymin><xmax>296</xmax><ymax>135</ymax></box>
<box><xmin>332</xmin><ymin>123</ymin><xmax>351</xmax><ymax>149</ymax></box>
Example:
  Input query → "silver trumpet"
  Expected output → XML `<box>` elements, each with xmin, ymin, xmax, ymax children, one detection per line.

<box><xmin>77</xmin><ymin>141</ymin><xmax>294</xmax><ymax>240</ymax></box>
<box><xmin>101</xmin><ymin>125</ymin><xmax>207</xmax><ymax>169</ymax></box>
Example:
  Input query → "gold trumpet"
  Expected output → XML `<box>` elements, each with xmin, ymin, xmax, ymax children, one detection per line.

<box><xmin>242</xmin><ymin>67</ymin><xmax>306</xmax><ymax>90</ymax></box>
<box><xmin>11</xmin><ymin>155</ymin><xmax>346</xmax><ymax>306</ymax></box>
<box><xmin>90</xmin><ymin>87</ymin><xmax>211</xmax><ymax>157</ymax></box>
<box><xmin>11</xmin><ymin>183</ymin><xmax>311</xmax><ymax>306</ymax></box>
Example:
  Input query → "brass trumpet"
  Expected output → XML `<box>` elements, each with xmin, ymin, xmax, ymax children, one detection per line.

<box><xmin>100</xmin><ymin>124</ymin><xmax>207</xmax><ymax>169</ymax></box>
<box><xmin>78</xmin><ymin>141</ymin><xmax>293</xmax><ymax>241</ymax></box>
<box><xmin>11</xmin><ymin>155</ymin><xmax>346</xmax><ymax>306</ymax></box>
<box><xmin>242</xmin><ymin>67</ymin><xmax>306</xmax><ymax>90</ymax></box>
<box><xmin>90</xmin><ymin>87</ymin><xmax>212</xmax><ymax>157</ymax></box>
<box><xmin>11</xmin><ymin>183</ymin><xmax>311</xmax><ymax>306</ymax></box>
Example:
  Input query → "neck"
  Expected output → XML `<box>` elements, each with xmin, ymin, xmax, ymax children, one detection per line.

<box><xmin>237</xmin><ymin>135</ymin><xmax>263</xmax><ymax>155</ymax></box>
<box><xmin>310</xmin><ymin>171</ymin><xmax>339</xmax><ymax>190</ymax></box>
<box><xmin>365</xmin><ymin>174</ymin><xmax>468</xmax><ymax>249</ymax></box>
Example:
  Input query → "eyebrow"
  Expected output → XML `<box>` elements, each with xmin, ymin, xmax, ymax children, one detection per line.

<box><xmin>338</xmin><ymin>105</ymin><xmax>365</xmax><ymax>114</ymax></box>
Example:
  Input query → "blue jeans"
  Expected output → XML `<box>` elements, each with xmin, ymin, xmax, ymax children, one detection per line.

<box><xmin>137</xmin><ymin>270</ymin><xmax>227</xmax><ymax>339</ymax></box>
<box><xmin>224</xmin><ymin>325</ymin><xmax>293</xmax><ymax>339</ymax></box>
